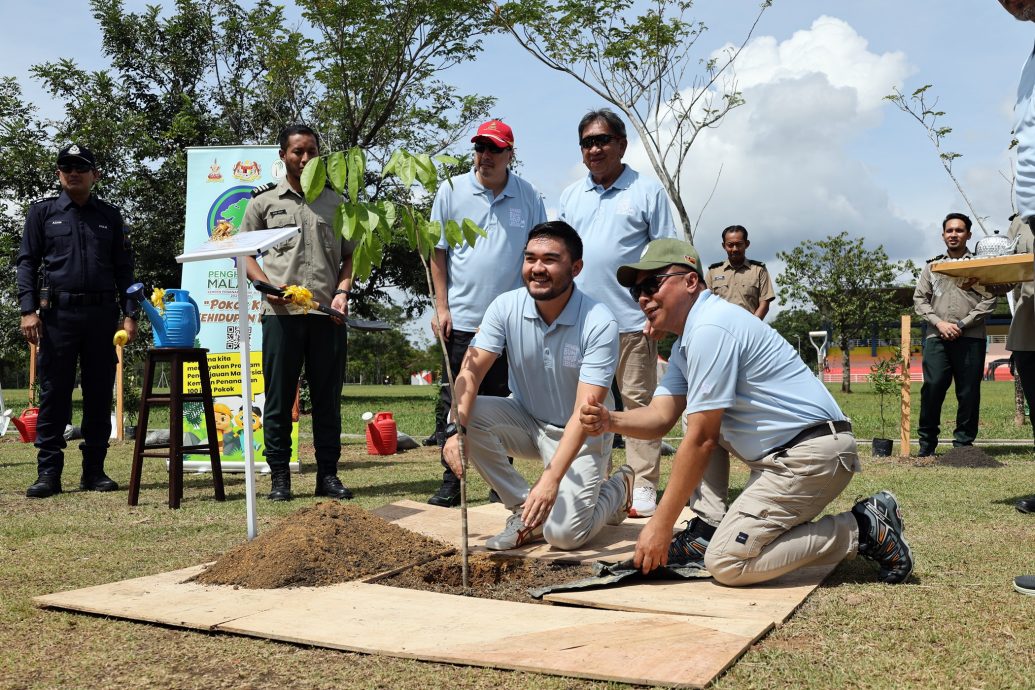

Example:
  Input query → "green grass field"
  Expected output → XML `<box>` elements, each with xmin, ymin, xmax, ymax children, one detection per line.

<box><xmin>1</xmin><ymin>382</ymin><xmax>1033</xmax><ymax>689</ymax></box>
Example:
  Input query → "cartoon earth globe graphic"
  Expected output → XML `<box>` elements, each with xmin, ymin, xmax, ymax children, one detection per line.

<box><xmin>207</xmin><ymin>185</ymin><xmax>254</xmax><ymax>237</ymax></box>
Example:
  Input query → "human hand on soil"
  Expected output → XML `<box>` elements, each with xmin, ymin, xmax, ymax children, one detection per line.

<box><xmin>442</xmin><ymin>434</ymin><xmax>464</xmax><ymax>478</ymax></box>
<box><xmin>633</xmin><ymin>518</ymin><xmax>672</xmax><ymax>575</ymax></box>
<box><xmin>521</xmin><ymin>475</ymin><xmax>559</xmax><ymax>529</ymax></box>
<box><xmin>579</xmin><ymin>393</ymin><xmax>611</xmax><ymax>436</ymax></box>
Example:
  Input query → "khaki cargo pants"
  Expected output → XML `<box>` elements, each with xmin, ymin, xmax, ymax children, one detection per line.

<box><xmin>703</xmin><ymin>428</ymin><xmax>862</xmax><ymax>586</ymax></box>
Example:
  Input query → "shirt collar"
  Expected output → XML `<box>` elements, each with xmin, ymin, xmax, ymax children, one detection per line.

<box><xmin>57</xmin><ymin>190</ymin><xmax>96</xmax><ymax>210</ymax></box>
<box><xmin>522</xmin><ymin>285</ymin><xmax>584</xmax><ymax>326</ymax></box>
<box><xmin>277</xmin><ymin>179</ymin><xmax>302</xmax><ymax>199</ymax></box>
<box><xmin>583</xmin><ymin>164</ymin><xmax>634</xmax><ymax>192</ymax></box>
<box><xmin>470</xmin><ymin>170</ymin><xmax>515</xmax><ymax>200</ymax></box>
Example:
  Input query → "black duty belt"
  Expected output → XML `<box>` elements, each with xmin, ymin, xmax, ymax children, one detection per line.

<box><xmin>772</xmin><ymin>420</ymin><xmax>853</xmax><ymax>455</ymax></box>
<box><xmin>54</xmin><ymin>291</ymin><xmax>117</xmax><ymax>307</ymax></box>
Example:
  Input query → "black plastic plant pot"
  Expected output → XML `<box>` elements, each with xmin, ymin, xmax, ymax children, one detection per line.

<box><xmin>871</xmin><ymin>438</ymin><xmax>894</xmax><ymax>457</ymax></box>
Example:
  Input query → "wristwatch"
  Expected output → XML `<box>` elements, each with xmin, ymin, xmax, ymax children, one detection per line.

<box><xmin>333</xmin><ymin>289</ymin><xmax>352</xmax><ymax>297</ymax></box>
<box><xmin>955</xmin><ymin>320</ymin><xmax>965</xmax><ymax>331</ymax></box>
<box><xmin>443</xmin><ymin>422</ymin><xmax>467</xmax><ymax>439</ymax></box>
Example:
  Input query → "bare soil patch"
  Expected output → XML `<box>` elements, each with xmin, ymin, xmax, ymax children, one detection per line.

<box><xmin>936</xmin><ymin>446</ymin><xmax>1003</xmax><ymax>468</ymax></box>
<box><xmin>378</xmin><ymin>552</ymin><xmax>592</xmax><ymax>604</ymax></box>
<box><xmin>194</xmin><ymin>501</ymin><xmax>452</xmax><ymax>588</ymax></box>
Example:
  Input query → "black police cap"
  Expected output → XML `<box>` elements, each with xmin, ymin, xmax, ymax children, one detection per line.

<box><xmin>57</xmin><ymin>144</ymin><xmax>96</xmax><ymax>168</ymax></box>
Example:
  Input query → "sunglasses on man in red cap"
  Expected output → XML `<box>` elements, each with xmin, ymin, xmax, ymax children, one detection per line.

<box><xmin>471</xmin><ymin>119</ymin><xmax>514</xmax><ymax>153</ymax></box>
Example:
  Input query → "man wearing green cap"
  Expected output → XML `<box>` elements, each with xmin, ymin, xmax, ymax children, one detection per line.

<box><xmin>579</xmin><ymin>238</ymin><xmax>914</xmax><ymax>586</ymax></box>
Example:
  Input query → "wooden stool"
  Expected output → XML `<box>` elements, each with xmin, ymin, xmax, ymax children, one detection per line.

<box><xmin>128</xmin><ymin>347</ymin><xmax>225</xmax><ymax>508</ymax></box>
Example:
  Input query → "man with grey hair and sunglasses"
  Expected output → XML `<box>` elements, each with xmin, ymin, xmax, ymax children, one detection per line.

<box><xmin>559</xmin><ymin>108</ymin><xmax>678</xmax><ymax>520</ymax></box>
<box><xmin>580</xmin><ymin>238</ymin><xmax>914</xmax><ymax>586</ymax></box>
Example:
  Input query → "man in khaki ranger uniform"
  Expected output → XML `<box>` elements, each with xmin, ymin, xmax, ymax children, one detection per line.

<box><xmin>242</xmin><ymin>124</ymin><xmax>355</xmax><ymax>501</ymax></box>
<box><xmin>913</xmin><ymin>212</ymin><xmax>996</xmax><ymax>457</ymax></box>
<box><xmin>705</xmin><ymin>225</ymin><xmax>775</xmax><ymax>319</ymax></box>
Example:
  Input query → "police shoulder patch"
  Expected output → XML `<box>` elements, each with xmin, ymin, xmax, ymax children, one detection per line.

<box><xmin>748</xmin><ymin>259</ymin><xmax>766</xmax><ymax>267</ymax></box>
<box><xmin>926</xmin><ymin>254</ymin><xmax>946</xmax><ymax>264</ymax></box>
<box><xmin>251</xmin><ymin>182</ymin><xmax>277</xmax><ymax>198</ymax></box>
<box><xmin>708</xmin><ymin>261</ymin><xmax>724</xmax><ymax>269</ymax></box>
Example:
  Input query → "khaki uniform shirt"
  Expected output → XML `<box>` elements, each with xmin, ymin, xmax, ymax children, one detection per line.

<box><xmin>240</xmin><ymin>180</ymin><xmax>354</xmax><ymax>316</ymax></box>
<box><xmin>913</xmin><ymin>251</ymin><xmax>996</xmax><ymax>340</ymax></box>
<box><xmin>705</xmin><ymin>259</ymin><xmax>775</xmax><ymax>314</ymax></box>
<box><xmin>1007</xmin><ymin>215</ymin><xmax>1035</xmax><ymax>352</ymax></box>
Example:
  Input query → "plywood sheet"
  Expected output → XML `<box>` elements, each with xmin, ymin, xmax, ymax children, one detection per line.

<box><xmin>372</xmin><ymin>500</ymin><xmax>697</xmax><ymax>564</ymax></box>
<box><xmin>542</xmin><ymin>563</ymin><xmax>837</xmax><ymax>626</ymax></box>
<box><xmin>222</xmin><ymin>583</ymin><xmax>769</xmax><ymax>687</ymax></box>
<box><xmin>931</xmin><ymin>252</ymin><xmax>1034</xmax><ymax>284</ymax></box>
<box><xmin>36</xmin><ymin>571</ymin><xmax>769</xmax><ymax>688</ymax></box>
<box><xmin>32</xmin><ymin>564</ymin><xmax>297</xmax><ymax>629</ymax></box>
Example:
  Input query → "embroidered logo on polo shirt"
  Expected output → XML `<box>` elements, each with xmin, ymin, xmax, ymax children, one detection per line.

<box><xmin>509</xmin><ymin>208</ymin><xmax>525</xmax><ymax>229</ymax></box>
<box><xmin>562</xmin><ymin>343</ymin><xmax>582</xmax><ymax>368</ymax></box>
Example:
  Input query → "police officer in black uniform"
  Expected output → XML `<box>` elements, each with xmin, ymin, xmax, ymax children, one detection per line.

<box><xmin>16</xmin><ymin>144</ymin><xmax>138</xmax><ymax>498</ymax></box>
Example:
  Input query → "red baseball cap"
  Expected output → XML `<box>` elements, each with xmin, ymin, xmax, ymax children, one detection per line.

<box><xmin>471</xmin><ymin>119</ymin><xmax>514</xmax><ymax>149</ymax></box>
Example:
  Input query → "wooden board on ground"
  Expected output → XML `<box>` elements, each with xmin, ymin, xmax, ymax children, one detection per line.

<box><xmin>930</xmin><ymin>252</ymin><xmax>1034</xmax><ymax>284</ymax></box>
<box><xmin>372</xmin><ymin>499</ymin><xmax>697</xmax><ymax>564</ymax></box>
<box><xmin>35</xmin><ymin>566</ymin><xmax>771</xmax><ymax>688</ymax></box>
<box><xmin>542</xmin><ymin>563</ymin><xmax>837</xmax><ymax>627</ymax></box>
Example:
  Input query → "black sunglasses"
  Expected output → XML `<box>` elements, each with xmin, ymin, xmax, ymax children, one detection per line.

<box><xmin>579</xmin><ymin>133</ymin><xmax>617</xmax><ymax>149</ymax></box>
<box><xmin>58</xmin><ymin>163</ymin><xmax>94</xmax><ymax>173</ymax></box>
<box><xmin>474</xmin><ymin>142</ymin><xmax>510</xmax><ymax>154</ymax></box>
<box><xmin>629</xmin><ymin>272</ymin><xmax>691</xmax><ymax>301</ymax></box>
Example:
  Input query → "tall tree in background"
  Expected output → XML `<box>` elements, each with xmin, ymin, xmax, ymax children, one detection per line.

<box><xmin>10</xmin><ymin>0</ymin><xmax>494</xmax><ymax>318</ymax></box>
<box><xmin>494</xmin><ymin>0</ymin><xmax>772</xmax><ymax>240</ymax></box>
<box><xmin>777</xmin><ymin>232</ymin><xmax>916</xmax><ymax>393</ymax></box>
<box><xmin>0</xmin><ymin>78</ymin><xmax>52</xmax><ymax>380</ymax></box>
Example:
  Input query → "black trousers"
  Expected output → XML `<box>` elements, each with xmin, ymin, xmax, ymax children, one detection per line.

<box><xmin>35</xmin><ymin>304</ymin><xmax>119</xmax><ymax>476</ymax></box>
<box><xmin>1013</xmin><ymin>350</ymin><xmax>1035</xmax><ymax>442</ymax></box>
<box><xmin>261</xmin><ymin>314</ymin><xmax>347</xmax><ymax>473</ymax></box>
<box><xmin>436</xmin><ymin>329</ymin><xmax>509</xmax><ymax>485</ymax></box>
<box><xmin>918</xmin><ymin>336</ymin><xmax>986</xmax><ymax>451</ymax></box>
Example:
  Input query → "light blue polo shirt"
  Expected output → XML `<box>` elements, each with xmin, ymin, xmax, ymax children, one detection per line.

<box><xmin>559</xmin><ymin>165</ymin><xmax>678</xmax><ymax>332</ymax></box>
<box><xmin>433</xmin><ymin>170</ymin><xmax>547</xmax><ymax>332</ymax></box>
<box><xmin>473</xmin><ymin>286</ymin><xmax>618</xmax><ymax>426</ymax></box>
<box><xmin>1015</xmin><ymin>41</ymin><xmax>1035</xmax><ymax>219</ymax></box>
<box><xmin>656</xmin><ymin>290</ymin><xmax>846</xmax><ymax>461</ymax></box>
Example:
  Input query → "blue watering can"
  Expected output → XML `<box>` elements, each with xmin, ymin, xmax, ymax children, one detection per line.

<box><xmin>127</xmin><ymin>283</ymin><xmax>201</xmax><ymax>348</ymax></box>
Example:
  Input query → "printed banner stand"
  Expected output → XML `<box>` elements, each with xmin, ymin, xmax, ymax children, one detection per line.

<box><xmin>177</xmin><ymin>226</ymin><xmax>300</xmax><ymax>540</ymax></box>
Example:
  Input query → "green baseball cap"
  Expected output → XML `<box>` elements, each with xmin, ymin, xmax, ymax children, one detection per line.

<box><xmin>616</xmin><ymin>238</ymin><xmax>703</xmax><ymax>287</ymax></box>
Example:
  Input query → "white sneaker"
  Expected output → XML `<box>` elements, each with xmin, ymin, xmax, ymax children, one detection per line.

<box><xmin>629</xmin><ymin>485</ymin><xmax>657</xmax><ymax>518</ymax></box>
<box><xmin>606</xmin><ymin>464</ymin><xmax>635</xmax><ymax>526</ymax></box>
<box><xmin>485</xmin><ymin>512</ymin><xmax>544</xmax><ymax>551</ymax></box>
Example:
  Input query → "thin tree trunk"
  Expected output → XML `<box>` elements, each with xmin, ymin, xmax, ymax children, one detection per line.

<box><xmin>841</xmin><ymin>338</ymin><xmax>852</xmax><ymax>393</ymax></box>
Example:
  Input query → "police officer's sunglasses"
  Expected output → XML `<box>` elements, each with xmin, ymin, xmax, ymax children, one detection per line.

<box><xmin>473</xmin><ymin>141</ymin><xmax>510</xmax><ymax>154</ymax></box>
<box><xmin>629</xmin><ymin>272</ymin><xmax>691</xmax><ymax>301</ymax></box>
<box><xmin>58</xmin><ymin>164</ymin><xmax>94</xmax><ymax>173</ymax></box>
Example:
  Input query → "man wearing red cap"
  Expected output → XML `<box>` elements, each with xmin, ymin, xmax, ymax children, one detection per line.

<box><xmin>427</xmin><ymin>119</ymin><xmax>547</xmax><ymax>507</ymax></box>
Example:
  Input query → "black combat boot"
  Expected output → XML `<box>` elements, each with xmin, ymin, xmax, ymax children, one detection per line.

<box><xmin>26</xmin><ymin>473</ymin><xmax>62</xmax><ymax>498</ymax></box>
<box><xmin>268</xmin><ymin>467</ymin><xmax>292</xmax><ymax>501</ymax></box>
<box><xmin>315</xmin><ymin>472</ymin><xmax>353</xmax><ymax>499</ymax></box>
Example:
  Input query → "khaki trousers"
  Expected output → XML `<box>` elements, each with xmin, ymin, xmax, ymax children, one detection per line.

<box><xmin>703</xmin><ymin>429</ymin><xmax>862</xmax><ymax>586</ymax></box>
<box><xmin>618</xmin><ymin>331</ymin><xmax>662</xmax><ymax>488</ymax></box>
<box><xmin>465</xmin><ymin>396</ymin><xmax>626</xmax><ymax>550</ymax></box>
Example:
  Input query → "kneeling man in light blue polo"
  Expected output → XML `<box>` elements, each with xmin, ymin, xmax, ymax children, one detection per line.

<box><xmin>442</xmin><ymin>221</ymin><xmax>633</xmax><ymax>550</ymax></box>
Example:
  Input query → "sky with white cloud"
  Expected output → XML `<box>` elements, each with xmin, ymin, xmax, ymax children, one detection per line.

<box><xmin>4</xmin><ymin>0</ymin><xmax>1034</xmax><ymax>324</ymax></box>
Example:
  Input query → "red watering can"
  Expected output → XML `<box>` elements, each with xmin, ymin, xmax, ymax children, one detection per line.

<box><xmin>12</xmin><ymin>407</ymin><xmax>39</xmax><ymax>443</ymax></box>
<box><xmin>363</xmin><ymin>411</ymin><xmax>398</xmax><ymax>455</ymax></box>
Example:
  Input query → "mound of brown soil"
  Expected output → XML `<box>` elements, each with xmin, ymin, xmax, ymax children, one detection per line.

<box><xmin>935</xmin><ymin>446</ymin><xmax>1004</xmax><ymax>468</ymax></box>
<box><xmin>194</xmin><ymin>502</ymin><xmax>452</xmax><ymax>588</ymax></box>
<box><xmin>380</xmin><ymin>552</ymin><xmax>593</xmax><ymax>603</ymax></box>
